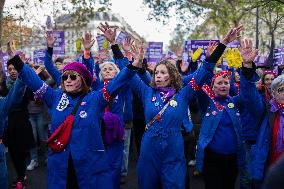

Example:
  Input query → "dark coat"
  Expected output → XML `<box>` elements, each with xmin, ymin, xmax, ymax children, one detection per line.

<box><xmin>6</xmin><ymin>87</ymin><xmax>35</xmax><ymax>152</ymax></box>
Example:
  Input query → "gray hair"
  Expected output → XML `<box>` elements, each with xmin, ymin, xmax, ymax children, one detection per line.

<box><xmin>271</xmin><ymin>75</ymin><xmax>284</xmax><ymax>93</ymax></box>
<box><xmin>99</xmin><ymin>62</ymin><xmax>120</xmax><ymax>81</ymax></box>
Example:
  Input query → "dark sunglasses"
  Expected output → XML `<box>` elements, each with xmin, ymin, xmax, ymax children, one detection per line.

<box><xmin>62</xmin><ymin>73</ymin><xmax>78</xmax><ymax>81</ymax></box>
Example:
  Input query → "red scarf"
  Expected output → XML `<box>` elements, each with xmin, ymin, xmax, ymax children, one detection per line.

<box><xmin>271</xmin><ymin>113</ymin><xmax>281</xmax><ymax>165</ymax></box>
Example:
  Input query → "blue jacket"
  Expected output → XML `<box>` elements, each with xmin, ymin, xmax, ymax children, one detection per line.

<box><xmin>0</xmin><ymin>79</ymin><xmax>26</xmax><ymax>137</ymax></box>
<box><xmin>44</xmin><ymin>48</ymin><xmax>62</xmax><ymax>86</ymax></box>
<box><xmin>17</xmin><ymin>62</ymin><xmax>136</xmax><ymax>189</ymax></box>
<box><xmin>196</xmin><ymin>71</ymin><xmax>264</xmax><ymax>173</ymax></box>
<box><xmin>130</xmin><ymin>60</ymin><xmax>215</xmax><ymax>136</ymax></box>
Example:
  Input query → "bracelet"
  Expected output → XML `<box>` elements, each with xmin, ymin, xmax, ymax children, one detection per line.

<box><xmin>84</xmin><ymin>50</ymin><xmax>91</xmax><ymax>59</ymax></box>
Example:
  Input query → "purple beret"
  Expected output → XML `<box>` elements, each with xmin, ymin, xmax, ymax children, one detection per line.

<box><xmin>63</xmin><ymin>62</ymin><xmax>92</xmax><ymax>87</ymax></box>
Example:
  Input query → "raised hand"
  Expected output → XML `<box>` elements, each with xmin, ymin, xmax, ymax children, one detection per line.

<box><xmin>7</xmin><ymin>36</ymin><xmax>15</xmax><ymax>57</ymax></box>
<box><xmin>221</xmin><ymin>25</ymin><xmax>243</xmax><ymax>45</ymax></box>
<box><xmin>45</xmin><ymin>32</ymin><xmax>56</xmax><ymax>48</ymax></box>
<box><xmin>147</xmin><ymin>62</ymin><xmax>156</xmax><ymax>72</ymax></box>
<box><xmin>82</xmin><ymin>32</ymin><xmax>95</xmax><ymax>50</ymax></box>
<box><xmin>95</xmin><ymin>49</ymin><xmax>109</xmax><ymax>64</ymax></box>
<box><xmin>98</xmin><ymin>22</ymin><xmax>118</xmax><ymax>45</ymax></box>
<box><xmin>176</xmin><ymin>47</ymin><xmax>183</xmax><ymax>59</ymax></box>
<box><xmin>132</xmin><ymin>44</ymin><xmax>144</xmax><ymax>68</ymax></box>
<box><xmin>205</xmin><ymin>41</ymin><xmax>218</xmax><ymax>59</ymax></box>
<box><xmin>239</xmin><ymin>38</ymin><xmax>258</xmax><ymax>68</ymax></box>
<box><xmin>19</xmin><ymin>52</ymin><xmax>29</xmax><ymax>63</ymax></box>
<box><xmin>122</xmin><ymin>36</ymin><xmax>134</xmax><ymax>52</ymax></box>
<box><xmin>35</xmin><ymin>66</ymin><xmax>45</xmax><ymax>75</ymax></box>
<box><xmin>180</xmin><ymin>60</ymin><xmax>189</xmax><ymax>73</ymax></box>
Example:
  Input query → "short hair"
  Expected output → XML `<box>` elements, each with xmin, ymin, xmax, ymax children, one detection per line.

<box><xmin>99</xmin><ymin>62</ymin><xmax>120</xmax><ymax>81</ymax></box>
<box><xmin>271</xmin><ymin>75</ymin><xmax>284</xmax><ymax>93</ymax></box>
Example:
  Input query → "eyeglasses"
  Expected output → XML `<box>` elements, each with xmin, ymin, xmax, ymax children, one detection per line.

<box><xmin>62</xmin><ymin>73</ymin><xmax>78</xmax><ymax>81</ymax></box>
<box><xmin>277</xmin><ymin>87</ymin><xmax>284</xmax><ymax>94</ymax></box>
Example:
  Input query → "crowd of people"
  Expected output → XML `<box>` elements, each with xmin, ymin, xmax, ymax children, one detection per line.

<box><xmin>0</xmin><ymin>21</ymin><xmax>284</xmax><ymax>189</ymax></box>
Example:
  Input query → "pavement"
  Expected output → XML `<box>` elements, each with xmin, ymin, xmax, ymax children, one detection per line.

<box><xmin>7</xmin><ymin>151</ymin><xmax>239</xmax><ymax>189</ymax></box>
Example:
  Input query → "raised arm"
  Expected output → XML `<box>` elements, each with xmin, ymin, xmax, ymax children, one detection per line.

<box><xmin>1</xmin><ymin>78</ymin><xmax>26</xmax><ymax>113</ymax></box>
<box><xmin>7</xmin><ymin>38</ymin><xmax>56</xmax><ymax>109</ymax></box>
<box><xmin>182</xmin><ymin>26</ymin><xmax>244</xmax><ymax>103</ymax></box>
<box><xmin>81</xmin><ymin>32</ymin><xmax>95</xmax><ymax>77</ymax></box>
<box><xmin>234</xmin><ymin>39</ymin><xmax>263</xmax><ymax>117</ymax></box>
<box><xmin>44</xmin><ymin>32</ymin><xmax>62</xmax><ymax>85</ymax></box>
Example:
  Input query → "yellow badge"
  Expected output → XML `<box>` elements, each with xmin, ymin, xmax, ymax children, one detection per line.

<box><xmin>228</xmin><ymin>103</ymin><xmax>235</xmax><ymax>109</ymax></box>
<box><xmin>170</xmin><ymin>100</ymin><xmax>177</xmax><ymax>107</ymax></box>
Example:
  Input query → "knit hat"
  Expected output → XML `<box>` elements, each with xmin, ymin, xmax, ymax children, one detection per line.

<box><xmin>63</xmin><ymin>62</ymin><xmax>92</xmax><ymax>87</ymax></box>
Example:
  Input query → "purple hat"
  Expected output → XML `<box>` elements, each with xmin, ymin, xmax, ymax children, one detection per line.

<box><xmin>63</xmin><ymin>62</ymin><xmax>92</xmax><ymax>87</ymax></box>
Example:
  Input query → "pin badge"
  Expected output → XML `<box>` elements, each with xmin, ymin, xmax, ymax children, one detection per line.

<box><xmin>212</xmin><ymin>111</ymin><xmax>217</xmax><ymax>116</ymax></box>
<box><xmin>155</xmin><ymin>102</ymin><xmax>159</xmax><ymax>107</ymax></box>
<box><xmin>152</xmin><ymin>96</ymin><xmax>156</xmax><ymax>102</ymax></box>
<box><xmin>228</xmin><ymin>103</ymin><xmax>234</xmax><ymax>109</ymax></box>
<box><xmin>170</xmin><ymin>100</ymin><xmax>177</xmax><ymax>107</ymax></box>
<box><xmin>79</xmin><ymin>111</ymin><xmax>87</xmax><ymax>118</ymax></box>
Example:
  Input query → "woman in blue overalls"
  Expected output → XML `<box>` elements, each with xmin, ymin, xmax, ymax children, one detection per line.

<box><xmin>128</xmin><ymin>26</ymin><xmax>242</xmax><ymax>189</ymax></box>
<box><xmin>6</xmin><ymin>25</ymin><xmax>142</xmax><ymax>189</ymax></box>
<box><xmin>195</xmin><ymin>38</ymin><xmax>264</xmax><ymax>189</ymax></box>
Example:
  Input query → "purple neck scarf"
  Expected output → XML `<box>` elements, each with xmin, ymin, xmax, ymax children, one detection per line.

<box><xmin>154</xmin><ymin>87</ymin><xmax>176</xmax><ymax>103</ymax></box>
<box><xmin>270</xmin><ymin>99</ymin><xmax>284</xmax><ymax>153</ymax></box>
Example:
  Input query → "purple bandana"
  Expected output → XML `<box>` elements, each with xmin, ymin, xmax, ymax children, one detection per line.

<box><xmin>270</xmin><ymin>99</ymin><xmax>284</xmax><ymax>153</ymax></box>
<box><xmin>154</xmin><ymin>87</ymin><xmax>176</xmax><ymax>103</ymax></box>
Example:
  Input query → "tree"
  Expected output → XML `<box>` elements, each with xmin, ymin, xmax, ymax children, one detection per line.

<box><xmin>0</xmin><ymin>0</ymin><xmax>111</xmax><ymax>47</ymax></box>
<box><xmin>258</xmin><ymin>2</ymin><xmax>284</xmax><ymax>67</ymax></box>
<box><xmin>0</xmin><ymin>0</ymin><xmax>5</xmax><ymax>47</ymax></box>
<box><xmin>168</xmin><ymin>24</ymin><xmax>187</xmax><ymax>52</ymax></box>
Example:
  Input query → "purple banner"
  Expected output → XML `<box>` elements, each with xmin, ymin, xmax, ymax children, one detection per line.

<box><xmin>255</xmin><ymin>53</ymin><xmax>269</xmax><ymax>66</ymax></box>
<box><xmin>96</xmin><ymin>34</ymin><xmax>106</xmax><ymax>51</ymax></box>
<box><xmin>274</xmin><ymin>48</ymin><xmax>284</xmax><ymax>66</ymax></box>
<box><xmin>53</xmin><ymin>31</ymin><xmax>65</xmax><ymax>55</ymax></box>
<box><xmin>183</xmin><ymin>40</ymin><xmax>191</xmax><ymax>62</ymax></box>
<box><xmin>0</xmin><ymin>52</ymin><xmax>10</xmax><ymax>76</ymax></box>
<box><xmin>33</xmin><ymin>49</ymin><xmax>46</xmax><ymax>65</ymax></box>
<box><xmin>116</xmin><ymin>31</ymin><xmax>128</xmax><ymax>45</ymax></box>
<box><xmin>226</xmin><ymin>41</ymin><xmax>240</xmax><ymax>49</ymax></box>
<box><xmin>190</xmin><ymin>40</ymin><xmax>219</xmax><ymax>61</ymax></box>
<box><xmin>146</xmin><ymin>42</ymin><xmax>163</xmax><ymax>63</ymax></box>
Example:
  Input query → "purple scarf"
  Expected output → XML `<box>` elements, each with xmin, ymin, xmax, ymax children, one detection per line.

<box><xmin>154</xmin><ymin>87</ymin><xmax>176</xmax><ymax>103</ymax></box>
<box><xmin>270</xmin><ymin>99</ymin><xmax>284</xmax><ymax>153</ymax></box>
<box><xmin>102</xmin><ymin>112</ymin><xmax>124</xmax><ymax>145</ymax></box>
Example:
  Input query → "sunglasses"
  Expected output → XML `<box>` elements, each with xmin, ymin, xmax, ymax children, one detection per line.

<box><xmin>62</xmin><ymin>73</ymin><xmax>79</xmax><ymax>81</ymax></box>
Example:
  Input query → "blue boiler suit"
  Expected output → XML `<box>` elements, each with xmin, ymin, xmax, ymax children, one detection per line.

<box><xmin>11</xmin><ymin>54</ymin><xmax>137</xmax><ymax>189</ymax></box>
<box><xmin>0</xmin><ymin>79</ymin><xmax>25</xmax><ymax>189</ymax></box>
<box><xmin>130</xmin><ymin>60</ymin><xmax>215</xmax><ymax>189</ymax></box>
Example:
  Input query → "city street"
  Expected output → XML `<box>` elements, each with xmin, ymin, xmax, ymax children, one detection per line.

<box><xmin>7</xmin><ymin>152</ymin><xmax>240</xmax><ymax>189</ymax></box>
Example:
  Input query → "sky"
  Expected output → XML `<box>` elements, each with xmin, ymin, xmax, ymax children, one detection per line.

<box><xmin>110</xmin><ymin>0</ymin><xmax>178</xmax><ymax>47</ymax></box>
<box><xmin>4</xmin><ymin>0</ymin><xmax>179</xmax><ymax>48</ymax></box>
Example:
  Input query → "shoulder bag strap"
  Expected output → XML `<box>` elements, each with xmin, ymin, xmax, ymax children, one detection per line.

<box><xmin>145</xmin><ymin>94</ymin><xmax>176</xmax><ymax>130</ymax></box>
<box><xmin>71</xmin><ymin>95</ymin><xmax>85</xmax><ymax>115</ymax></box>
